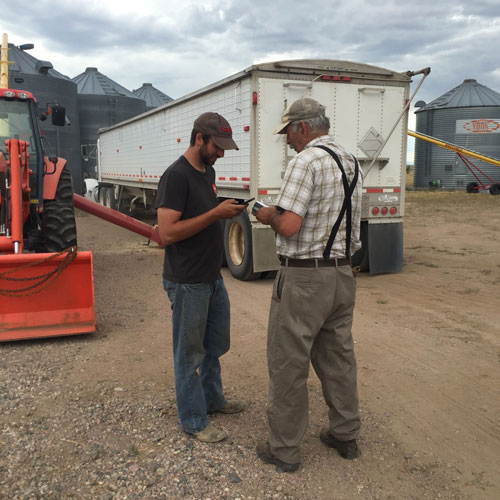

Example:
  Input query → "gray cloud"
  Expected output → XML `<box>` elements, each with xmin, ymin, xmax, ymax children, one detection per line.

<box><xmin>2</xmin><ymin>0</ymin><xmax>498</xmax><ymax>104</ymax></box>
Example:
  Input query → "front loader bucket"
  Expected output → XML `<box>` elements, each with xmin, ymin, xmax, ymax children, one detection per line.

<box><xmin>0</xmin><ymin>251</ymin><xmax>95</xmax><ymax>341</ymax></box>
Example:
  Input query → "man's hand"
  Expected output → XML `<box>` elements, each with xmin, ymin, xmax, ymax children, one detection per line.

<box><xmin>255</xmin><ymin>205</ymin><xmax>302</xmax><ymax>237</ymax></box>
<box><xmin>214</xmin><ymin>199</ymin><xmax>247</xmax><ymax>219</ymax></box>
<box><xmin>157</xmin><ymin>200</ymin><xmax>247</xmax><ymax>246</ymax></box>
<box><xmin>254</xmin><ymin>205</ymin><xmax>277</xmax><ymax>225</ymax></box>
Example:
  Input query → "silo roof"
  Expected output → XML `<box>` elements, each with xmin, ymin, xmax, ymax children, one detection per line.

<box><xmin>417</xmin><ymin>79</ymin><xmax>500</xmax><ymax>111</ymax></box>
<box><xmin>72</xmin><ymin>67</ymin><xmax>139</xmax><ymax>98</ymax></box>
<box><xmin>7</xmin><ymin>43</ymin><xmax>70</xmax><ymax>80</ymax></box>
<box><xmin>133</xmin><ymin>83</ymin><xmax>173</xmax><ymax>107</ymax></box>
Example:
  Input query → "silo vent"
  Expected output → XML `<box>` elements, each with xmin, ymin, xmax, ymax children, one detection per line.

<box><xmin>36</xmin><ymin>60</ymin><xmax>53</xmax><ymax>74</ymax></box>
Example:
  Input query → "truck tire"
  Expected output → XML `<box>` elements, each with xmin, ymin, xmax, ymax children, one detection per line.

<box><xmin>98</xmin><ymin>185</ymin><xmax>115</xmax><ymax>208</ymax></box>
<box><xmin>224</xmin><ymin>211</ymin><xmax>260</xmax><ymax>281</ymax></box>
<box><xmin>489</xmin><ymin>183</ymin><xmax>500</xmax><ymax>195</ymax></box>
<box><xmin>98</xmin><ymin>185</ymin><xmax>106</xmax><ymax>205</ymax></box>
<box><xmin>466</xmin><ymin>182</ymin><xmax>479</xmax><ymax>193</ymax></box>
<box><xmin>104</xmin><ymin>187</ymin><xmax>117</xmax><ymax>209</ymax></box>
<box><xmin>42</xmin><ymin>165</ymin><xmax>77</xmax><ymax>252</ymax></box>
<box><xmin>351</xmin><ymin>221</ymin><xmax>369</xmax><ymax>272</ymax></box>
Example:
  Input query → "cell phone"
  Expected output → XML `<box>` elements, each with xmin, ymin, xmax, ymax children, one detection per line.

<box><xmin>235</xmin><ymin>197</ymin><xmax>255</xmax><ymax>205</ymax></box>
<box><xmin>251</xmin><ymin>200</ymin><xmax>268</xmax><ymax>215</ymax></box>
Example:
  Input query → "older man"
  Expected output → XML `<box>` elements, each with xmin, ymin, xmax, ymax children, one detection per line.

<box><xmin>255</xmin><ymin>98</ymin><xmax>362</xmax><ymax>472</ymax></box>
<box><xmin>156</xmin><ymin>112</ymin><xmax>247</xmax><ymax>443</ymax></box>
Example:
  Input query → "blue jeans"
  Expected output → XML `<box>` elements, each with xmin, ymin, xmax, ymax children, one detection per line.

<box><xmin>163</xmin><ymin>275</ymin><xmax>230</xmax><ymax>433</ymax></box>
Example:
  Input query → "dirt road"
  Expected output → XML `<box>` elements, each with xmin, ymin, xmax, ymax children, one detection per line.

<box><xmin>1</xmin><ymin>190</ymin><xmax>499</xmax><ymax>499</ymax></box>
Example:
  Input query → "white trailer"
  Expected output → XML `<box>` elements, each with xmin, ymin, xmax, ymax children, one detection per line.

<box><xmin>96</xmin><ymin>59</ymin><xmax>415</xmax><ymax>279</ymax></box>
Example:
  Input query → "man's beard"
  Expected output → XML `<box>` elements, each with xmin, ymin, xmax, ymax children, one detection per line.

<box><xmin>199</xmin><ymin>143</ymin><xmax>217</xmax><ymax>165</ymax></box>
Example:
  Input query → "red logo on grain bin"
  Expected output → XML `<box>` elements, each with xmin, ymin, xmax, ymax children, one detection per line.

<box><xmin>462</xmin><ymin>119</ymin><xmax>500</xmax><ymax>133</ymax></box>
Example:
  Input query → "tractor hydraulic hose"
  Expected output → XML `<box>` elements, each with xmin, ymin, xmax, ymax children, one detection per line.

<box><xmin>1</xmin><ymin>139</ymin><xmax>23</xmax><ymax>253</ymax></box>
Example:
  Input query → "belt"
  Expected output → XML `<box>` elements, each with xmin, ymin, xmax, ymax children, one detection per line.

<box><xmin>279</xmin><ymin>257</ymin><xmax>350</xmax><ymax>268</ymax></box>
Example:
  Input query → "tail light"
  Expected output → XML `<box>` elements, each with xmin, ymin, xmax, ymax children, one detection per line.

<box><xmin>371</xmin><ymin>206</ymin><xmax>398</xmax><ymax>216</ymax></box>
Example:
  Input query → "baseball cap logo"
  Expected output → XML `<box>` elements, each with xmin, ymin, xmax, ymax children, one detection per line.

<box><xmin>193</xmin><ymin>112</ymin><xmax>239</xmax><ymax>150</ymax></box>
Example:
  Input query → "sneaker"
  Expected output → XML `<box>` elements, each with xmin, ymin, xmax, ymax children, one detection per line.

<box><xmin>210</xmin><ymin>399</ymin><xmax>247</xmax><ymax>414</ymax></box>
<box><xmin>193</xmin><ymin>423</ymin><xmax>227</xmax><ymax>443</ymax></box>
<box><xmin>256</xmin><ymin>441</ymin><xmax>300</xmax><ymax>473</ymax></box>
<box><xmin>319</xmin><ymin>429</ymin><xmax>358</xmax><ymax>459</ymax></box>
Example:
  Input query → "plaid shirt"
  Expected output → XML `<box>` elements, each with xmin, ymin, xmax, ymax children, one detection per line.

<box><xmin>275</xmin><ymin>135</ymin><xmax>363</xmax><ymax>259</ymax></box>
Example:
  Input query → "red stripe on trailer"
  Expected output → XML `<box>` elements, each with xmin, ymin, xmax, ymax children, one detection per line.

<box><xmin>242</xmin><ymin>177</ymin><xmax>250</xmax><ymax>181</ymax></box>
<box><xmin>366</xmin><ymin>188</ymin><xmax>384</xmax><ymax>193</ymax></box>
<box><xmin>218</xmin><ymin>177</ymin><xmax>226</xmax><ymax>180</ymax></box>
<box><xmin>258</xmin><ymin>189</ymin><xmax>268</xmax><ymax>195</ymax></box>
<box><xmin>230</xmin><ymin>177</ymin><xmax>237</xmax><ymax>181</ymax></box>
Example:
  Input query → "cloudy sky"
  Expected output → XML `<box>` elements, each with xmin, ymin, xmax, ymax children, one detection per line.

<box><xmin>3</xmin><ymin>0</ymin><xmax>499</xmax><ymax>160</ymax></box>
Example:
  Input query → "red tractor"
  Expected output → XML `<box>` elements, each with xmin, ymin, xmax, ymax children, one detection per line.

<box><xmin>0</xmin><ymin>33</ymin><xmax>94</xmax><ymax>341</ymax></box>
<box><xmin>0</xmin><ymin>33</ymin><xmax>161</xmax><ymax>341</ymax></box>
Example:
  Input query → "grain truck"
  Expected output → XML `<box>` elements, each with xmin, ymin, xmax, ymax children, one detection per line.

<box><xmin>96</xmin><ymin>59</ymin><xmax>429</xmax><ymax>279</ymax></box>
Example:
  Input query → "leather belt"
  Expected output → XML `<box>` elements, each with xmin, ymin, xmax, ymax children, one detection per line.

<box><xmin>279</xmin><ymin>257</ymin><xmax>350</xmax><ymax>268</ymax></box>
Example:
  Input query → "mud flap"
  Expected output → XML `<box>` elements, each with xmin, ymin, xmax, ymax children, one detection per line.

<box><xmin>368</xmin><ymin>222</ymin><xmax>403</xmax><ymax>274</ymax></box>
<box><xmin>0</xmin><ymin>251</ymin><xmax>95</xmax><ymax>341</ymax></box>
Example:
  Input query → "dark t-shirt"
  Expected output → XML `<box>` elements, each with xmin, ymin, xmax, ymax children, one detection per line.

<box><xmin>156</xmin><ymin>155</ymin><xmax>223</xmax><ymax>283</ymax></box>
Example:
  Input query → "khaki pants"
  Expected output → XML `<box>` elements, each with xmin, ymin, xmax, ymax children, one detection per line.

<box><xmin>266</xmin><ymin>264</ymin><xmax>360</xmax><ymax>464</ymax></box>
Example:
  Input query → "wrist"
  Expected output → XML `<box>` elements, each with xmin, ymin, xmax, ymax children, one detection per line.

<box><xmin>269</xmin><ymin>211</ymin><xmax>280</xmax><ymax>228</ymax></box>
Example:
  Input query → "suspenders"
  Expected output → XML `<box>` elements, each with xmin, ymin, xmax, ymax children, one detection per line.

<box><xmin>313</xmin><ymin>146</ymin><xmax>359</xmax><ymax>261</ymax></box>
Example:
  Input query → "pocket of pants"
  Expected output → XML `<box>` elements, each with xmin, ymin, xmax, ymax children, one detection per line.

<box><xmin>274</xmin><ymin>268</ymin><xmax>285</xmax><ymax>301</ymax></box>
<box><xmin>181</xmin><ymin>283</ymin><xmax>212</xmax><ymax>303</ymax></box>
<box><xmin>182</xmin><ymin>283</ymin><xmax>206</xmax><ymax>290</ymax></box>
<box><xmin>164</xmin><ymin>279</ymin><xmax>177</xmax><ymax>305</ymax></box>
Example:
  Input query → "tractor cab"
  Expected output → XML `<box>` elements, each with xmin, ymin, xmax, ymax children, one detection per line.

<box><xmin>0</xmin><ymin>88</ymin><xmax>65</xmax><ymax>206</ymax></box>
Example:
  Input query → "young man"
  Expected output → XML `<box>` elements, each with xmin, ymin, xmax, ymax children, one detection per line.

<box><xmin>255</xmin><ymin>98</ymin><xmax>362</xmax><ymax>471</ymax></box>
<box><xmin>156</xmin><ymin>112</ymin><xmax>247</xmax><ymax>443</ymax></box>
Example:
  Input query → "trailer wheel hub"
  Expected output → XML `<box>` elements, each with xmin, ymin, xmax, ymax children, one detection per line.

<box><xmin>227</xmin><ymin>221</ymin><xmax>245</xmax><ymax>266</ymax></box>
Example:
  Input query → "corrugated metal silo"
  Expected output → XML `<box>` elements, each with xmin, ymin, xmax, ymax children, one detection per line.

<box><xmin>133</xmin><ymin>83</ymin><xmax>173</xmax><ymax>111</ymax></box>
<box><xmin>72</xmin><ymin>67</ymin><xmax>146</xmax><ymax>178</ymax></box>
<box><xmin>414</xmin><ymin>79</ymin><xmax>500</xmax><ymax>189</ymax></box>
<box><xmin>6</xmin><ymin>42</ymin><xmax>83</xmax><ymax>194</ymax></box>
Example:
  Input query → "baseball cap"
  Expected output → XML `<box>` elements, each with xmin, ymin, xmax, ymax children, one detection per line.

<box><xmin>193</xmin><ymin>112</ymin><xmax>239</xmax><ymax>150</ymax></box>
<box><xmin>274</xmin><ymin>98</ymin><xmax>326</xmax><ymax>134</ymax></box>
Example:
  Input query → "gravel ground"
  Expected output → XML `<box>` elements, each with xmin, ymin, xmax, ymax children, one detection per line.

<box><xmin>2</xmin><ymin>190</ymin><xmax>498</xmax><ymax>499</ymax></box>
<box><xmin>0</xmin><ymin>329</ymin><xmax>465</xmax><ymax>500</ymax></box>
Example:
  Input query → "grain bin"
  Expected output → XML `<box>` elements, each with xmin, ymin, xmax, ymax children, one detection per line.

<box><xmin>414</xmin><ymin>79</ymin><xmax>500</xmax><ymax>189</ymax></box>
<box><xmin>6</xmin><ymin>42</ymin><xmax>82</xmax><ymax>193</ymax></box>
<box><xmin>133</xmin><ymin>83</ymin><xmax>173</xmax><ymax>111</ymax></box>
<box><xmin>73</xmin><ymin>68</ymin><xmax>146</xmax><ymax>178</ymax></box>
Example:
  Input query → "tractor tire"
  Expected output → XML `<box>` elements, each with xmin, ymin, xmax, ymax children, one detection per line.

<box><xmin>42</xmin><ymin>165</ymin><xmax>77</xmax><ymax>252</ymax></box>
<box><xmin>466</xmin><ymin>182</ymin><xmax>479</xmax><ymax>193</ymax></box>
<box><xmin>224</xmin><ymin>211</ymin><xmax>261</xmax><ymax>281</ymax></box>
<box><xmin>489</xmin><ymin>183</ymin><xmax>500</xmax><ymax>195</ymax></box>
